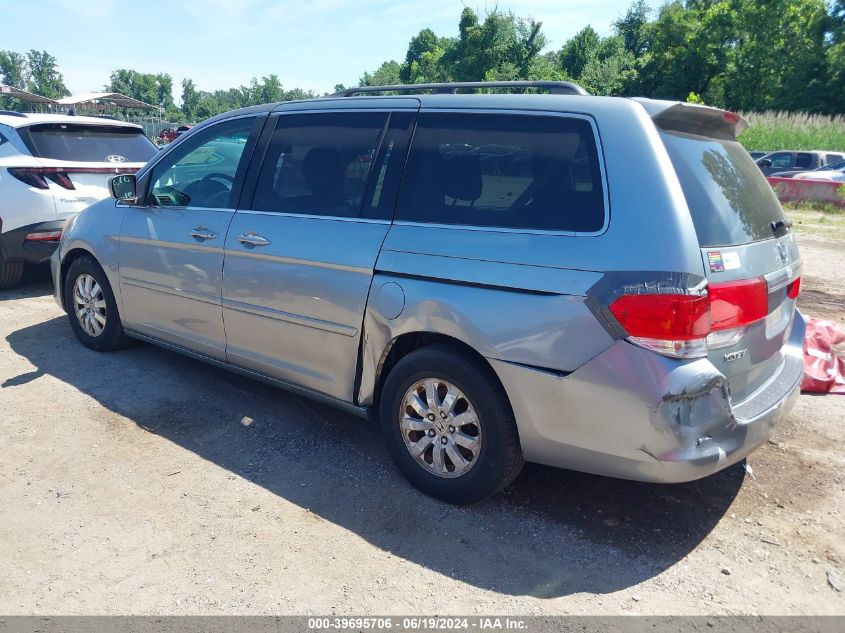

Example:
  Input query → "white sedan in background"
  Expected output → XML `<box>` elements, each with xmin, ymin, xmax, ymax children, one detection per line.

<box><xmin>792</xmin><ymin>159</ymin><xmax>845</xmax><ymax>182</ymax></box>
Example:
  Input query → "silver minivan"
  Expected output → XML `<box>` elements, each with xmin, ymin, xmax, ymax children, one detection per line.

<box><xmin>52</xmin><ymin>81</ymin><xmax>805</xmax><ymax>504</ymax></box>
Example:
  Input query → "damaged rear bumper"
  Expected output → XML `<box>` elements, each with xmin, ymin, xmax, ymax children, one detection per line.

<box><xmin>490</xmin><ymin>310</ymin><xmax>806</xmax><ymax>483</ymax></box>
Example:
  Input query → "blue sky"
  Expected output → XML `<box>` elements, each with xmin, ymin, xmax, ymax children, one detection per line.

<box><xmin>2</xmin><ymin>0</ymin><xmax>645</xmax><ymax>100</ymax></box>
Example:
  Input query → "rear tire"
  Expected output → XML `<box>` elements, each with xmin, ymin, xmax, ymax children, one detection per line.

<box><xmin>0</xmin><ymin>261</ymin><xmax>24</xmax><ymax>289</ymax></box>
<box><xmin>64</xmin><ymin>255</ymin><xmax>131</xmax><ymax>351</ymax></box>
<box><xmin>379</xmin><ymin>344</ymin><xmax>523</xmax><ymax>504</ymax></box>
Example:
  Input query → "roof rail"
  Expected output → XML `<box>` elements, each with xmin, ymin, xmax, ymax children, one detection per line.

<box><xmin>0</xmin><ymin>110</ymin><xmax>28</xmax><ymax>117</ymax></box>
<box><xmin>331</xmin><ymin>81</ymin><xmax>589</xmax><ymax>97</ymax></box>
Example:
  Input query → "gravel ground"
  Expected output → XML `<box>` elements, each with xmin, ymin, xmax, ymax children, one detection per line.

<box><xmin>0</xmin><ymin>234</ymin><xmax>843</xmax><ymax>616</ymax></box>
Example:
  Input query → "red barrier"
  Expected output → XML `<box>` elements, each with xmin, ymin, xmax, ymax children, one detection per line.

<box><xmin>802</xmin><ymin>317</ymin><xmax>845</xmax><ymax>394</ymax></box>
<box><xmin>768</xmin><ymin>176</ymin><xmax>845</xmax><ymax>207</ymax></box>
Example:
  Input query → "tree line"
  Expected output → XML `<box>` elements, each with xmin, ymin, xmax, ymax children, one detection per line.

<box><xmin>2</xmin><ymin>1</ymin><xmax>844</xmax><ymax>123</ymax></box>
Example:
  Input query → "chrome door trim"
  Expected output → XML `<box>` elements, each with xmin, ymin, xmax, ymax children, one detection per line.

<box><xmin>124</xmin><ymin>329</ymin><xmax>369</xmax><ymax>418</ymax></box>
<box><xmin>120</xmin><ymin>276</ymin><xmax>222</xmax><ymax>306</ymax></box>
<box><xmin>224</xmin><ymin>247</ymin><xmax>372</xmax><ymax>275</ymax></box>
<box><xmin>221</xmin><ymin>298</ymin><xmax>358</xmax><ymax>336</ymax></box>
<box><xmin>235</xmin><ymin>209</ymin><xmax>391</xmax><ymax>224</ymax></box>
<box><xmin>117</xmin><ymin>235</ymin><xmax>223</xmax><ymax>254</ymax></box>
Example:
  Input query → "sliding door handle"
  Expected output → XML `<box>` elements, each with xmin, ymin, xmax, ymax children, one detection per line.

<box><xmin>237</xmin><ymin>232</ymin><xmax>271</xmax><ymax>247</ymax></box>
<box><xmin>190</xmin><ymin>227</ymin><xmax>218</xmax><ymax>240</ymax></box>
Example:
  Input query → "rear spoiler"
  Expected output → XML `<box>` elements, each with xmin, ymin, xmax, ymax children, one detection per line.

<box><xmin>631</xmin><ymin>98</ymin><xmax>748</xmax><ymax>140</ymax></box>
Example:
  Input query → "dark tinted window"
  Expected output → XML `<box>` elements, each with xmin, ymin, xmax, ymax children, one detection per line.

<box><xmin>251</xmin><ymin>112</ymin><xmax>390</xmax><ymax>217</ymax></box>
<box><xmin>660</xmin><ymin>131</ymin><xmax>785</xmax><ymax>247</ymax></box>
<box><xmin>795</xmin><ymin>152</ymin><xmax>813</xmax><ymax>169</ymax></box>
<box><xmin>766</xmin><ymin>152</ymin><xmax>792</xmax><ymax>169</ymax></box>
<box><xmin>20</xmin><ymin>123</ymin><xmax>157</xmax><ymax>162</ymax></box>
<box><xmin>395</xmin><ymin>113</ymin><xmax>605</xmax><ymax>232</ymax></box>
<box><xmin>149</xmin><ymin>117</ymin><xmax>254</xmax><ymax>208</ymax></box>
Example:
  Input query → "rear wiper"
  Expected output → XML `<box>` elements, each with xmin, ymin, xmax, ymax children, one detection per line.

<box><xmin>771</xmin><ymin>219</ymin><xmax>793</xmax><ymax>235</ymax></box>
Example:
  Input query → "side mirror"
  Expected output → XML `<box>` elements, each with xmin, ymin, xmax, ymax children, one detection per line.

<box><xmin>757</xmin><ymin>159</ymin><xmax>772</xmax><ymax>168</ymax></box>
<box><xmin>110</xmin><ymin>174</ymin><xmax>138</xmax><ymax>202</ymax></box>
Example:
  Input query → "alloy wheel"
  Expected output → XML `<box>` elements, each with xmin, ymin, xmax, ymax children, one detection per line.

<box><xmin>399</xmin><ymin>378</ymin><xmax>482</xmax><ymax>478</ymax></box>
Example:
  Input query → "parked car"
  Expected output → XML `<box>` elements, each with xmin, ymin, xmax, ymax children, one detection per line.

<box><xmin>157</xmin><ymin>128</ymin><xmax>177</xmax><ymax>144</ymax></box>
<box><xmin>776</xmin><ymin>159</ymin><xmax>845</xmax><ymax>182</ymax></box>
<box><xmin>0</xmin><ymin>111</ymin><xmax>157</xmax><ymax>288</ymax></box>
<box><xmin>748</xmin><ymin>150</ymin><xmax>768</xmax><ymax>160</ymax></box>
<box><xmin>756</xmin><ymin>150</ymin><xmax>844</xmax><ymax>176</ymax></box>
<box><xmin>52</xmin><ymin>82</ymin><xmax>805</xmax><ymax>504</ymax></box>
<box><xmin>175</xmin><ymin>124</ymin><xmax>193</xmax><ymax>137</ymax></box>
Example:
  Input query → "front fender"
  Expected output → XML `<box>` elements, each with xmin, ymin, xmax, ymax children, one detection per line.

<box><xmin>55</xmin><ymin>198</ymin><xmax>128</xmax><ymax>320</ymax></box>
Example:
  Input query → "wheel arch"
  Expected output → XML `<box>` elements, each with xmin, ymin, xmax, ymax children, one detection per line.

<box><xmin>370</xmin><ymin>331</ymin><xmax>509</xmax><ymax>412</ymax></box>
<box><xmin>59</xmin><ymin>247</ymin><xmax>98</xmax><ymax>311</ymax></box>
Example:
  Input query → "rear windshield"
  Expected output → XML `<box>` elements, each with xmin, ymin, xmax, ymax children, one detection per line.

<box><xmin>660</xmin><ymin>131</ymin><xmax>785</xmax><ymax>247</ymax></box>
<box><xmin>20</xmin><ymin>123</ymin><xmax>157</xmax><ymax>163</ymax></box>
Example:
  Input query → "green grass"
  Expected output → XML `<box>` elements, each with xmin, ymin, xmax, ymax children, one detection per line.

<box><xmin>738</xmin><ymin>111</ymin><xmax>845</xmax><ymax>152</ymax></box>
<box><xmin>784</xmin><ymin>206</ymin><xmax>845</xmax><ymax>239</ymax></box>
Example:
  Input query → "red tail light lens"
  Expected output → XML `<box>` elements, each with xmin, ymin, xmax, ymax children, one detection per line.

<box><xmin>786</xmin><ymin>277</ymin><xmax>801</xmax><ymax>299</ymax></box>
<box><xmin>25</xmin><ymin>231</ymin><xmax>63</xmax><ymax>242</ymax></box>
<box><xmin>708</xmin><ymin>277</ymin><xmax>768</xmax><ymax>331</ymax></box>
<box><xmin>609</xmin><ymin>294</ymin><xmax>710</xmax><ymax>341</ymax></box>
<box><xmin>609</xmin><ymin>276</ymin><xmax>773</xmax><ymax>358</ymax></box>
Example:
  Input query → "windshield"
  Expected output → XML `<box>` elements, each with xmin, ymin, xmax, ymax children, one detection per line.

<box><xmin>20</xmin><ymin>123</ymin><xmax>157</xmax><ymax>163</ymax></box>
<box><xmin>660</xmin><ymin>131</ymin><xmax>786</xmax><ymax>247</ymax></box>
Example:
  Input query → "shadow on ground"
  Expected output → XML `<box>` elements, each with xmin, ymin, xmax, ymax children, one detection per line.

<box><xmin>0</xmin><ymin>264</ymin><xmax>53</xmax><ymax>302</ymax></box>
<box><xmin>4</xmin><ymin>315</ymin><xmax>745</xmax><ymax>598</ymax></box>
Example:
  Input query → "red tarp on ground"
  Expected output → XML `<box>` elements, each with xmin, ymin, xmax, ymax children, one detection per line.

<box><xmin>802</xmin><ymin>316</ymin><xmax>845</xmax><ymax>394</ymax></box>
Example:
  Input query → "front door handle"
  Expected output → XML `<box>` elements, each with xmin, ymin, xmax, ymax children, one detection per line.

<box><xmin>190</xmin><ymin>226</ymin><xmax>218</xmax><ymax>241</ymax></box>
<box><xmin>237</xmin><ymin>232</ymin><xmax>271</xmax><ymax>247</ymax></box>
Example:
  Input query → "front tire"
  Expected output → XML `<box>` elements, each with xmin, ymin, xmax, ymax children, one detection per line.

<box><xmin>379</xmin><ymin>344</ymin><xmax>523</xmax><ymax>504</ymax></box>
<box><xmin>64</xmin><ymin>255</ymin><xmax>131</xmax><ymax>351</ymax></box>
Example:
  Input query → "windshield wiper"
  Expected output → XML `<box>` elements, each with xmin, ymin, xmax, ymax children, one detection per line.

<box><xmin>771</xmin><ymin>219</ymin><xmax>793</xmax><ymax>235</ymax></box>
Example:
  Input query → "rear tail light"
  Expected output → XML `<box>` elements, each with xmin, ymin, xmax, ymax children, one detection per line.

<box><xmin>709</xmin><ymin>277</ymin><xmax>768</xmax><ymax>330</ymax></box>
<box><xmin>8</xmin><ymin>168</ymin><xmax>50</xmax><ymax>189</ymax></box>
<box><xmin>787</xmin><ymin>277</ymin><xmax>801</xmax><ymax>299</ymax></box>
<box><xmin>25</xmin><ymin>231</ymin><xmax>62</xmax><ymax>242</ymax></box>
<box><xmin>7</xmin><ymin>166</ymin><xmax>137</xmax><ymax>190</ymax></box>
<box><xmin>609</xmin><ymin>275</ymin><xmax>778</xmax><ymax>359</ymax></box>
<box><xmin>44</xmin><ymin>172</ymin><xmax>75</xmax><ymax>190</ymax></box>
<box><xmin>609</xmin><ymin>293</ymin><xmax>711</xmax><ymax>358</ymax></box>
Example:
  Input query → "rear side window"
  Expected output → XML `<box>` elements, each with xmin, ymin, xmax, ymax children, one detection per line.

<box><xmin>795</xmin><ymin>153</ymin><xmax>813</xmax><ymax>169</ymax></box>
<box><xmin>766</xmin><ymin>152</ymin><xmax>792</xmax><ymax>169</ymax></box>
<box><xmin>660</xmin><ymin>131</ymin><xmax>785</xmax><ymax>247</ymax></box>
<box><xmin>395</xmin><ymin>113</ymin><xmax>605</xmax><ymax>233</ymax></box>
<box><xmin>19</xmin><ymin>123</ymin><xmax>157</xmax><ymax>163</ymax></box>
<box><xmin>251</xmin><ymin>112</ymin><xmax>389</xmax><ymax>218</ymax></box>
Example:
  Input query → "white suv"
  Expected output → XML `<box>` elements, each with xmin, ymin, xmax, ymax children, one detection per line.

<box><xmin>0</xmin><ymin>111</ymin><xmax>157</xmax><ymax>288</ymax></box>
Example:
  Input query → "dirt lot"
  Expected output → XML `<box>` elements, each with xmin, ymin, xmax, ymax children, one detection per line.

<box><xmin>0</xmin><ymin>229</ymin><xmax>843</xmax><ymax>616</ymax></box>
